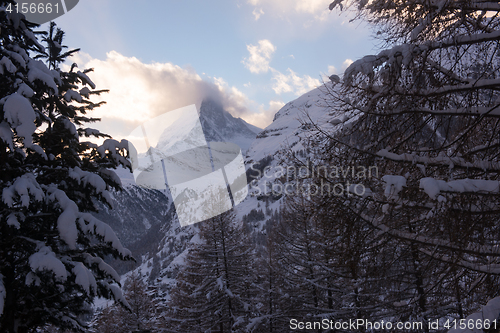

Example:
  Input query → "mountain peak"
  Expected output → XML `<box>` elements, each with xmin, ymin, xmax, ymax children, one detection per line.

<box><xmin>198</xmin><ymin>98</ymin><xmax>261</xmax><ymax>152</ymax></box>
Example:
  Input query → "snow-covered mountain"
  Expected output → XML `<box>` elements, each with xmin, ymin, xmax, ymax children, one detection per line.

<box><xmin>246</xmin><ymin>84</ymin><xmax>334</xmax><ymax>163</ymax></box>
<box><xmin>198</xmin><ymin>99</ymin><xmax>261</xmax><ymax>153</ymax></box>
<box><xmin>237</xmin><ymin>83</ymin><xmax>336</xmax><ymax>230</ymax></box>
<box><xmin>97</xmin><ymin>98</ymin><xmax>264</xmax><ymax>275</ymax></box>
<box><xmin>155</xmin><ymin>98</ymin><xmax>260</xmax><ymax>155</ymax></box>
<box><xmin>114</xmin><ymin>83</ymin><xmax>339</xmax><ymax>289</ymax></box>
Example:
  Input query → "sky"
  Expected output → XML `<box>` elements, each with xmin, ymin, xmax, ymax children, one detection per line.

<box><xmin>42</xmin><ymin>0</ymin><xmax>376</xmax><ymax>141</ymax></box>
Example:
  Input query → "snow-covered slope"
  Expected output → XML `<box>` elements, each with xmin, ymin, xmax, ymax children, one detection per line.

<box><xmin>246</xmin><ymin>84</ymin><xmax>334</xmax><ymax>163</ymax></box>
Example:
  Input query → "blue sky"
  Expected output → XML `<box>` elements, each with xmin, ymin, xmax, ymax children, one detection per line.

<box><xmin>44</xmin><ymin>0</ymin><xmax>375</xmax><ymax>139</ymax></box>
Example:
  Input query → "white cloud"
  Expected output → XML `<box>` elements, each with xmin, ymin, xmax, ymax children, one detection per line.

<box><xmin>246</xmin><ymin>0</ymin><xmax>332</xmax><ymax>25</ymax></box>
<box><xmin>242</xmin><ymin>39</ymin><xmax>276</xmax><ymax>74</ymax></box>
<box><xmin>244</xmin><ymin>100</ymin><xmax>285</xmax><ymax>128</ymax></box>
<box><xmin>244</xmin><ymin>0</ymin><xmax>347</xmax><ymax>34</ymax></box>
<box><xmin>68</xmin><ymin>51</ymin><xmax>265</xmax><ymax>140</ymax></box>
<box><xmin>247</xmin><ymin>0</ymin><xmax>328</xmax><ymax>15</ymax></box>
<box><xmin>325</xmin><ymin>59</ymin><xmax>354</xmax><ymax>77</ymax></box>
<box><xmin>342</xmin><ymin>58</ymin><xmax>354</xmax><ymax>71</ymax></box>
<box><xmin>271</xmin><ymin>68</ymin><xmax>321</xmax><ymax>96</ymax></box>
<box><xmin>327</xmin><ymin>65</ymin><xmax>337</xmax><ymax>75</ymax></box>
<box><xmin>294</xmin><ymin>0</ymin><xmax>330</xmax><ymax>14</ymax></box>
<box><xmin>252</xmin><ymin>7</ymin><xmax>264</xmax><ymax>20</ymax></box>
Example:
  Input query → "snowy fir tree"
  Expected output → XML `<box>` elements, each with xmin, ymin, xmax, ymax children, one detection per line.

<box><xmin>0</xmin><ymin>3</ymin><xmax>132</xmax><ymax>332</ymax></box>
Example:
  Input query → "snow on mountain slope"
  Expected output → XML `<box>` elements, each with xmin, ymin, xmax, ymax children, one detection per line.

<box><xmin>119</xmin><ymin>83</ymin><xmax>342</xmax><ymax>288</ymax></box>
<box><xmin>231</xmin><ymin>83</ymin><xmax>339</xmax><ymax>231</ymax></box>
<box><xmin>245</xmin><ymin>83</ymin><xmax>335</xmax><ymax>163</ymax></box>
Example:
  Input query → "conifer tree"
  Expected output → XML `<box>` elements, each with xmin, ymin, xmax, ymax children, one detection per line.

<box><xmin>0</xmin><ymin>3</ymin><xmax>132</xmax><ymax>332</ymax></box>
<box><xmin>166</xmin><ymin>203</ymin><xmax>254</xmax><ymax>333</ymax></box>
<box><xmin>91</xmin><ymin>272</ymin><xmax>159</xmax><ymax>333</ymax></box>
<box><xmin>307</xmin><ymin>0</ymin><xmax>500</xmax><ymax>323</ymax></box>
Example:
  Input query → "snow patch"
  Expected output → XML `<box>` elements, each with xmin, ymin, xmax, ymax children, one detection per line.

<box><xmin>420</xmin><ymin>178</ymin><xmax>500</xmax><ymax>199</ymax></box>
<box><xmin>73</xmin><ymin>262</ymin><xmax>97</xmax><ymax>294</ymax></box>
<box><xmin>382</xmin><ymin>175</ymin><xmax>406</xmax><ymax>199</ymax></box>
<box><xmin>27</xmin><ymin>59</ymin><xmax>58</xmax><ymax>94</ymax></box>
<box><xmin>2</xmin><ymin>173</ymin><xmax>44</xmax><ymax>207</ymax></box>
<box><xmin>29</xmin><ymin>246</ymin><xmax>67</xmax><ymax>281</ymax></box>
<box><xmin>3</xmin><ymin>93</ymin><xmax>36</xmax><ymax>147</ymax></box>
<box><xmin>48</xmin><ymin>188</ymin><xmax>79</xmax><ymax>249</ymax></box>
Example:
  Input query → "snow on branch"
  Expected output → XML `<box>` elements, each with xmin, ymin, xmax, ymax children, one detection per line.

<box><xmin>382</xmin><ymin>175</ymin><xmax>407</xmax><ymax>200</ymax></box>
<box><xmin>97</xmin><ymin>139</ymin><xmax>130</xmax><ymax>168</ymax></box>
<box><xmin>376</xmin><ymin>149</ymin><xmax>500</xmax><ymax>172</ymax></box>
<box><xmin>358</xmin><ymin>212</ymin><xmax>500</xmax><ymax>257</ymax></box>
<box><xmin>48</xmin><ymin>188</ymin><xmax>79</xmax><ymax>250</ymax></box>
<box><xmin>67</xmin><ymin>166</ymin><xmax>114</xmax><ymax>206</ymax></box>
<box><xmin>343</xmin><ymin>29</ymin><xmax>500</xmax><ymax>88</ymax></box>
<box><xmin>2</xmin><ymin>173</ymin><xmax>44</xmax><ymax>208</ymax></box>
<box><xmin>420</xmin><ymin>178</ymin><xmax>500</xmax><ymax>200</ymax></box>
<box><xmin>76</xmin><ymin>70</ymin><xmax>96</xmax><ymax>89</ymax></box>
<box><xmin>4</xmin><ymin>48</ymin><xmax>27</xmax><ymax>69</ymax></box>
<box><xmin>78</xmin><ymin>127</ymin><xmax>110</xmax><ymax>138</ymax></box>
<box><xmin>100</xmin><ymin>282</ymin><xmax>131</xmax><ymax>310</ymax></box>
<box><xmin>427</xmin><ymin>28</ymin><xmax>500</xmax><ymax>50</ymax></box>
<box><xmin>72</xmin><ymin>262</ymin><xmax>97</xmax><ymax>294</ymax></box>
<box><xmin>28</xmin><ymin>246</ymin><xmax>68</xmax><ymax>282</ymax></box>
<box><xmin>0</xmin><ymin>121</ymin><xmax>13</xmax><ymax>149</ymax></box>
<box><xmin>3</xmin><ymin>93</ymin><xmax>35</xmax><ymax>146</ymax></box>
<box><xmin>27</xmin><ymin>59</ymin><xmax>58</xmax><ymax>94</ymax></box>
<box><xmin>85</xmin><ymin>255</ymin><xmax>121</xmax><ymax>283</ymax></box>
<box><xmin>0</xmin><ymin>56</ymin><xmax>16</xmax><ymax>74</ymax></box>
<box><xmin>63</xmin><ymin>89</ymin><xmax>82</xmax><ymax>103</ymax></box>
<box><xmin>2</xmin><ymin>93</ymin><xmax>47</xmax><ymax>157</ymax></box>
<box><xmin>78</xmin><ymin>213</ymin><xmax>132</xmax><ymax>258</ymax></box>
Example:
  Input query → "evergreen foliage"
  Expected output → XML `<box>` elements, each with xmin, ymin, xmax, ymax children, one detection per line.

<box><xmin>166</xmin><ymin>205</ymin><xmax>255</xmax><ymax>333</ymax></box>
<box><xmin>0</xmin><ymin>3</ymin><xmax>132</xmax><ymax>332</ymax></box>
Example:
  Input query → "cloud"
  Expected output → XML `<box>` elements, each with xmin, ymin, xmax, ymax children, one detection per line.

<box><xmin>294</xmin><ymin>0</ymin><xmax>331</xmax><ymax>14</ymax></box>
<box><xmin>242</xmin><ymin>39</ymin><xmax>276</xmax><ymax>74</ymax></box>
<box><xmin>244</xmin><ymin>100</ymin><xmax>285</xmax><ymax>128</ymax></box>
<box><xmin>342</xmin><ymin>58</ymin><xmax>354</xmax><ymax>71</ymax></box>
<box><xmin>327</xmin><ymin>65</ymin><xmax>337</xmax><ymax>75</ymax></box>
<box><xmin>68</xmin><ymin>51</ymin><xmax>263</xmax><ymax>140</ymax></box>
<box><xmin>246</xmin><ymin>0</ymin><xmax>332</xmax><ymax>25</ymax></box>
<box><xmin>247</xmin><ymin>0</ymin><xmax>328</xmax><ymax>15</ymax></box>
<box><xmin>252</xmin><ymin>7</ymin><xmax>264</xmax><ymax>20</ymax></box>
<box><xmin>241</xmin><ymin>39</ymin><xmax>320</xmax><ymax>97</ymax></box>
<box><xmin>326</xmin><ymin>59</ymin><xmax>354</xmax><ymax>77</ymax></box>
<box><xmin>271</xmin><ymin>68</ymin><xmax>321</xmax><ymax>96</ymax></box>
